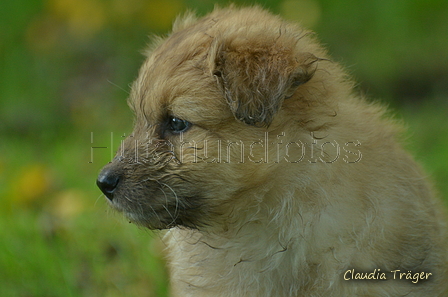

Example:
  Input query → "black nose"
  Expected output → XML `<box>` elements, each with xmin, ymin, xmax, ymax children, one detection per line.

<box><xmin>96</xmin><ymin>169</ymin><xmax>120</xmax><ymax>201</ymax></box>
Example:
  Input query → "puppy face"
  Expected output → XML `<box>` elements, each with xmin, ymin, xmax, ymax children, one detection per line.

<box><xmin>97</xmin><ymin>7</ymin><xmax>328</xmax><ymax>230</ymax></box>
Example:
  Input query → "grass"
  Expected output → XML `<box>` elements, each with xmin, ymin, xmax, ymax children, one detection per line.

<box><xmin>400</xmin><ymin>99</ymin><xmax>448</xmax><ymax>202</ymax></box>
<box><xmin>0</xmin><ymin>129</ymin><xmax>169</xmax><ymax>296</ymax></box>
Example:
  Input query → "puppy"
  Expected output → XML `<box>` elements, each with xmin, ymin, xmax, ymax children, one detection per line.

<box><xmin>97</xmin><ymin>6</ymin><xmax>448</xmax><ymax>296</ymax></box>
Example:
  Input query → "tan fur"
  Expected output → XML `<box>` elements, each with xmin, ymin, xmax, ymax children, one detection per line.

<box><xmin>97</xmin><ymin>6</ymin><xmax>448</xmax><ymax>296</ymax></box>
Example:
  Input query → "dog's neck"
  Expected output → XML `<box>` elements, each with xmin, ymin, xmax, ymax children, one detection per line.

<box><xmin>164</xmin><ymin>181</ymin><xmax>320</xmax><ymax>295</ymax></box>
<box><xmin>164</xmin><ymin>166</ymin><xmax>358</xmax><ymax>296</ymax></box>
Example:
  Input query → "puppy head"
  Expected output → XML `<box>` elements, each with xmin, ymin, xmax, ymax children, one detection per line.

<box><xmin>97</xmin><ymin>7</ymin><xmax>329</xmax><ymax>230</ymax></box>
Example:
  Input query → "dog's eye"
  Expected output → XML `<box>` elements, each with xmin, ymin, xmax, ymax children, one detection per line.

<box><xmin>168</xmin><ymin>117</ymin><xmax>191</xmax><ymax>134</ymax></box>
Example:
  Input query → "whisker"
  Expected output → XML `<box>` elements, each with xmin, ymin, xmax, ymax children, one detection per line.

<box><xmin>107</xmin><ymin>79</ymin><xmax>130</xmax><ymax>94</ymax></box>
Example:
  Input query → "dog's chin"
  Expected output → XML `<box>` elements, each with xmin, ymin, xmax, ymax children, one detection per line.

<box><xmin>116</xmin><ymin>207</ymin><xmax>175</xmax><ymax>230</ymax></box>
<box><xmin>124</xmin><ymin>211</ymin><xmax>173</xmax><ymax>230</ymax></box>
<box><xmin>107</xmin><ymin>196</ymin><xmax>205</xmax><ymax>230</ymax></box>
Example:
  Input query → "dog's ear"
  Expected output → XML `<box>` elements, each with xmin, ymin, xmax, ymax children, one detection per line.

<box><xmin>213</xmin><ymin>47</ymin><xmax>318</xmax><ymax>127</ymax></box>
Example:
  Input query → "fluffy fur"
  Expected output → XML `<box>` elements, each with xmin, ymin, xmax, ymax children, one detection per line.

<box><xmin>97</xmin><ymin>6</ymin><xmax>448</xmax><ymax>296</ymax></box>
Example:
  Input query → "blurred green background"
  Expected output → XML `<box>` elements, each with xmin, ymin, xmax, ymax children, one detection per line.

<box><xmin>1</xmin><ymin>0</ymin><xmax>447</xmax><ymax>296</ymax></box>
